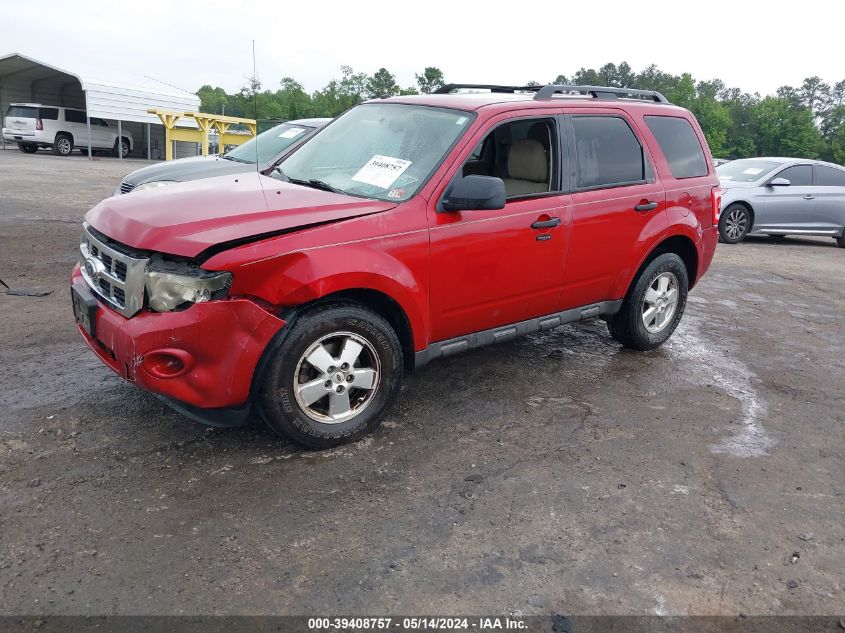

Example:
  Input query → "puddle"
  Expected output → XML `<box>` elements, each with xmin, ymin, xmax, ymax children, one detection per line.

<box><xmin>668</xmin><ymin>319</ymin><xmax>774</xmax><ymax>457</ymax></box>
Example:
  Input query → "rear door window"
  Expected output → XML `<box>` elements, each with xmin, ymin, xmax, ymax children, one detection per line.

<box><xmin>39</xmin><ymin>107</ymin><xmax>59</xmax><ymax>120</ymax></box>
<box><xmin>814</xmin><ymin>165</ymin><xmax>845</xmax><ymax>186</ymax></box>
<box><xmin>571</xmin><ymin>115</ymin><xmax>648</xmax><ymax>189</ymax></box>
<box><xmin>776</xmin><ymin>165</ymin><xmax>812</xmax><ymax>186</ymax></box>
<box><xmin>64</xmin><ymin>110</ymin><xmax>87</xmax><ymax>124</ymax></box>
<box><xmin>644</xmin><ymin>115</ymin><xmax>708</xmax><ymax>179</ymax></box>
<box><xmin>6</xmin><ymin>106</ymin><xmax>37</xmax><ymax>118</ymax></box>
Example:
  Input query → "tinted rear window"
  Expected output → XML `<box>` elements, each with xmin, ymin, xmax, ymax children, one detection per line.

<box><xmin>7</xmin><ymin>106</ymin><xmax>37</xmax><ymax>118</ymax></box>
<box><xmin>645</xmin><ymin>115</ymin><xmax>708</xmax><ymax>179</ymax></box>
<box><xmin>815</xmin><ymin>165</ymin><xmax>845</xmax><ymax>186</ymax></box>
<box><xmin>39</xmin><ymin>107</ymin><xmax>59</xmax><ymax>120</ymax></box>
<box><xmin>64</xmin><ymin>110</ymin><xmax>87</xmax><ymax>123</ymax></box>
<box><xmin>571</xmin><ymin>115</ymin><xmax>647</xmax><ymax>189</ymax></box>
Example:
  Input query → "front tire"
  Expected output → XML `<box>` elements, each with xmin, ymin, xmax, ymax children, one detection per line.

<box><xmin>608</xmin><ymin>253</ymin><xmax>689</xmax><ymax>351</ymax></box>
<box><xmin>718</xmin><ymin>203</ymin><xmax>751</xmax><ymax>243</ymax></box>
<box><xmin>258</xmin><ymin>302</ymin><xmax>403</xmax><ymax>448</ymax></box>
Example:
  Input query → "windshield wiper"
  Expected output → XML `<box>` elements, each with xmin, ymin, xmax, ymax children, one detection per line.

<box><xmin>221</xmin><ymin>154</ymin><xmax>250</xmax><ymax>164</ymax></box>
<box><xmin>287</xmin><ymin>177</ymin><xmax>343</xmax><ymax>194</ymax></box>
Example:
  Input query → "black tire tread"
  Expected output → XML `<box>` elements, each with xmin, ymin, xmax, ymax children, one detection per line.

<box><xmin>608</xmin><ymin>252</ymin><xmax>689</xmax><ymax>351</ymax></box>
<box><xmin>258</xmin><ymin>301</ymin><xmax>403</xmax><ymax>449</ymax></box>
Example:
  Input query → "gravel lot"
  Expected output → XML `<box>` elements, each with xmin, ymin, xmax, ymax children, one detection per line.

<box><xmin>1</xmin><ymin>149</ymin><xmax>843</xmax><ymax>616</ymax></box>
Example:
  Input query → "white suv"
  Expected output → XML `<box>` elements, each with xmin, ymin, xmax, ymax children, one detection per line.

<box><xmin>3</xmin><ymin>103</ymin><xmax>133</xmax><ymax>157</ymax></box>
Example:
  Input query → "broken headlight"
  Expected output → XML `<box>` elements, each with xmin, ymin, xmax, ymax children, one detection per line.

<box><xmin>144</xmin><ymin>255</ymin><xmax>232</xmax><ymax>312</ymax></box>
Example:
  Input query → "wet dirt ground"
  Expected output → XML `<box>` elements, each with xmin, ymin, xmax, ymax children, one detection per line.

<box><xmin>1</xmin><ymin>150</ymin><xmax>843</xmax><ymax>616</ymax></box>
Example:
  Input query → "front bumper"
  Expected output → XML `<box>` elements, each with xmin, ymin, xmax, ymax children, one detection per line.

<box><xmin>71</xmin><ymin>265</ymin><xmax>286</xmax><ymax>416</ymax></box>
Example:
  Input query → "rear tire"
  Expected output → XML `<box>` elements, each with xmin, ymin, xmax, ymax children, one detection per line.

<box><xmin>257</xmin><ymin>302</ymin><xmax>403</xmax><ymax>449</ymax></box>
<box><xmin>52</xmin><ymin>134</ymin><xmax>73</xmax><ymax>156</ymax></box>
<box><xmin>17</xmin><ymin>143</ymin><xmax>38</xmax><ymax>153</ymax></box>
<box><xmin>836</xmin><ymin>231</ymin><xmax>845</xmax><ymax>248</ymax></box>
<box><xmin>718</xmin><ymin>203</ymin><xmax>751</xmax><ymax>243</ymax></box>
<box><xmin>113</xmin><ymin>137</ymin><xmax>130</xmax><ymax>158</ymax></box>
<box><xmin>608</xmin><ymin>252</ymin><xmax>689</xmax><ymax>351</ymax></box>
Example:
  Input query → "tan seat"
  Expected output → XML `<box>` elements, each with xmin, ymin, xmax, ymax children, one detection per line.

<box><xmin>502</xmin><ymin>138</ymin><xmax>549</xmax><ymax>196</ymax></box>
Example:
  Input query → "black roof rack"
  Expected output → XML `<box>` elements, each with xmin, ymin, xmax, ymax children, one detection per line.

<box><xmin>433</xmin><ymin>83</ymin><xmax>542</xmax><ymax>94</ymax></box>
<box><xmin>434</xmin><ymin>83</ymin><xmax>670</xmax><ymax>104</ymax></box>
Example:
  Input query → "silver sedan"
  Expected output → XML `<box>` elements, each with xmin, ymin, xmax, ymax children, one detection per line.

<box><xmin>716</xmin><ymin>157</ymin><xmax>845</xmax><ymax>247</ymax></box>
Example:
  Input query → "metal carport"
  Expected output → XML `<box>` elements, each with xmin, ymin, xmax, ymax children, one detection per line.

<box><xmin>0</xmin><ymin>52</ymin><xmax>200</xmax><ymax>159</ymax></box>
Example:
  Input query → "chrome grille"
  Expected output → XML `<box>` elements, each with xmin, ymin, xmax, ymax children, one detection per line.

<box><xmin>79</xmin><ymin>223</ymin><xmax>147</xmax><ymax>317</ymax></box>
<box><xmin>119</xmin><ymin>181</ymin><xmax>135</xmax><ymax>194</ymax></box>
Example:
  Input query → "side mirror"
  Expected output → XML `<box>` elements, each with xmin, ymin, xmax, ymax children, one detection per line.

<box><xmin>769</xmin><ymin>177</ymin><xmax>791</xmax><ymax>187</ymax></box>
<box><xmin>441</xmin><ymin>175</ymin><xmax>506</xmax><ymax>212</ymax></box>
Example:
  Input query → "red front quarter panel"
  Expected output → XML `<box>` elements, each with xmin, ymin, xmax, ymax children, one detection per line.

<box><xmin>204</xmin><ymin>200</ymin><xmax>432</xmax><ymax>350</ymax></box>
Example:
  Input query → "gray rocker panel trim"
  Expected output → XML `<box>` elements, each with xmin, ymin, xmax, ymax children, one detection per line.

<box><xmin>414</xmin><ymin>300</ymin><xmax>623</xmax><ymax>368</ymax></box>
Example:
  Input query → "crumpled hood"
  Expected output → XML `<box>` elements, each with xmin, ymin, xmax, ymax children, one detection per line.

<box><xmin>122</xmin><ymin>155</ymin><xmax>253</xmax><ymax>186</ymax></box>
<box><xmin>86</xmin><ymin>172</ymin><xmax>396</xmax><ymax>258</ymax></box>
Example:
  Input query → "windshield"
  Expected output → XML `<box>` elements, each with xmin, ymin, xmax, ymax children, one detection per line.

<box><xmin>717</xmin><ymin>159</ymin><xmax>781</xmax><ymax>182</ymax></box>
<box><xmin>279</xmin><ymin>103</ymin><xmax>474</xmax><ymax>202</ymax></box>
<box><xmin>225</xmin><ymin>122</ymin><xmax>314</xmax><ymax>165</ymax></box>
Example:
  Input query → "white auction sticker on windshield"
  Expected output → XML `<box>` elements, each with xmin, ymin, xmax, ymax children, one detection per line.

<box><xmin>278</xmin><ymin>127</ymin><xmax>305</xmax><ymax>138</ymax></box>
<box><xmin>742</xmin><ymin>168</ymin><xmax>764</xmax><ymax>175</ymax></box>
<box><xmin>352</xmin><ymin>155</ymin><xmax>412</xmax><ymax>189</ymax></box>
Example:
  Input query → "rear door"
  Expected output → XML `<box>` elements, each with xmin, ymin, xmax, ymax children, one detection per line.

<box><xmin>64</xmin><ymin>109</ymin><xmax>89</xmax><ymax>146</ymax></box>
<box><xmin>560</xmin><ymin>109</ymin><xmax>666</xmax><ymax>309</ymax></box>
<box><xmin>812</xmin><ymin>164</ymin><xmax>845</xmax><ymax>234</ymax></box>
<box><xmin>751</xmin><ymin>164</ymin><xmax>815</xmax><ymax>232</ymax></box>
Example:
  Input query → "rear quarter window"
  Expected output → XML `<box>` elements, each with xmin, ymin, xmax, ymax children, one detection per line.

<box><xmin>645</xmin><ymin>115</ymin><xmax>708</xmax><ymax>179</ymax></box>
<box><xmin>39</xmin><ymin>108</ymin><xmax>59</xmax><ymax>120</ymax></box>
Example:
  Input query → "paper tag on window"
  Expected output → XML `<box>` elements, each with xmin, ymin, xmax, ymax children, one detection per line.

<box><xmin>742</xmin><ymin>168</ymin><xmax>764</xmax><ymax>175</ymax></box>
<box><xmin>278</xmin><ymin>127</ymin><xmax>305</xmax><ymax>139</ymax></box>
<box><xmin>352</xmin><ymin>155</ymin><xmax>412</xmax><ymax>189</ymax></box>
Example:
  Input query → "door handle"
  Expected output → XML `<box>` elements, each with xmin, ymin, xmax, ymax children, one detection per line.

<box><xmin>634</xmin><ymin>201</ymin><xmax>659</xmax><ymax>212</ymax></box>
<box><xmin>803</xmin><ymin>195</ymin><xmax>815</xmax><ymax>200</ymax></box>
<box><xmin>531</xmin><ymin>217</ymin><xmax>561</xmax><ymax>229</ymax></box>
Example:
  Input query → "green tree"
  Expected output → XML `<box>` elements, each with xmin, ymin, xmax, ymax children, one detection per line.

<box><xmin>754</xmin><ymin>97</ymin><xmax>823</xmax><ymax>158</ymax></box>
<box><xmin>367</xmin><ymin>68</ymin><xmax>399</xmax><ymax>98</ymax></box>
<box><xmin>415</xmin><ymin>67</ymin><xmax>445</xmax><ymax>94</ymax></box>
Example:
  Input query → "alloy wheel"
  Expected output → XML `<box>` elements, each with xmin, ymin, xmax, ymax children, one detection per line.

<box><xmin>293</xmin><ymin>331</ymin><xmax>380</xmax><ymax>423</ymax></box>
<box><xmin>641</xmin><ymin>272</ymin><xmax>680</xmax><ymax>333</ymax></box>
<box><xmin>724</xmin><ymin>207</ymin><xmax>748</xmax><ymax>240</ymax></box>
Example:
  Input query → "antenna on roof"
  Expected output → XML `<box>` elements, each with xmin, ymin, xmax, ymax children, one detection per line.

<box><xmin>252</xmin><ymin>39</ymin><xmax>259</xmax><ymax>173</ymax></box>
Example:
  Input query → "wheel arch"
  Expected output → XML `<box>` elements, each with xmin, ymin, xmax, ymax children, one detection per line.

<box><xmin>299</xmin><ymin>288</ymin><xmax>416</xmax><ymax>371</ymax></box>
<box><xmin>54</xmin><ymin>131</ymin><xmax>73</xmax><ymax>145</ymax></box>
<box><xmin>723</xmin><ymin>199</ymin><xmax>755</xmax><ymax>232</ymax></box>
<box><xmin>630</xmin><ymin>234</ymin><xmax>700</xmax><ymax>293</ymax></box>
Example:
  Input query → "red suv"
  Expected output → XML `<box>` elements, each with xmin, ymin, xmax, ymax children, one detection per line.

<box><xmin>71</xmin><ymin>84</ymin><xmax>720</xmax><ymax>448</ymax></box>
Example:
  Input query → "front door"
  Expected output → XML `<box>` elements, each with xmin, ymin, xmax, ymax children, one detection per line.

<box><xmin>752</xmin><ymin>164</ymin><xmax>816</xmax><ymax>232</ymax></box>
<box><xmin>426</xmin><ymin>112</ymin><xmax>571</xmax><ymax>343</ymax></box>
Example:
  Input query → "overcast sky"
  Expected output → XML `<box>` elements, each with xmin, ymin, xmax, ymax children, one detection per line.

<box><xmin>4</xmin><ymin>0</ymin><xmax>844</xmax><ymax>97</ymax></box>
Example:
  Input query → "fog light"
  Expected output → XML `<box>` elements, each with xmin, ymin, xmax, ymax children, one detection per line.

<box><xmin>142</xmin><ymin>349</ymin><xmax>193</xmax><ymax>378</ymax></box>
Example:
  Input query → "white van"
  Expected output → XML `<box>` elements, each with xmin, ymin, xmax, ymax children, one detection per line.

<box><xmin>2</xmin><ymin>103</ymin><xmax>133</xmax><ymax>157</ymax></box>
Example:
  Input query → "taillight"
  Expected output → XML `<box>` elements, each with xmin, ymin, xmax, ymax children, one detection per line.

<box><xmin>711</xmin><ymin>187</ymin><xmax>724</xmax><ymax>225</ymax></box>
<box><xmin>35</xmin><ymin>119</ymin><xmax>43</xmax><ymax>131</ymax></box>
